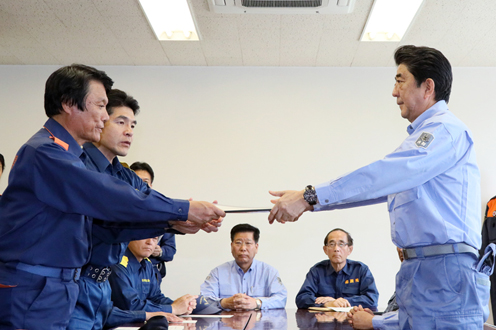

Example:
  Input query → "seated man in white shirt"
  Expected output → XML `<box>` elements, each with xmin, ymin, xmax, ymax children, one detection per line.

<box><xmin>200</xmin><ymin>223</ymin><xmax>287</xmax><ymax>310</ymax></box>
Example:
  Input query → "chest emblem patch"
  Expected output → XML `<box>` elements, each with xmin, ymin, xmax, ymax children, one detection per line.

<box><xmin>415</xmin><ymin>132</ymin><xmax>434</xmax><ymax>149</ymax></box>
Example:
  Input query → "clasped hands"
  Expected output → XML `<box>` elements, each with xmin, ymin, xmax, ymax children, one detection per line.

<box><xmin>347</xmin><ymin>305</ymin><xmax>375</xmax><ymax>329</ymax></box>
<box><xmin>221</xmin><ymin>293</ymin><xmax>258</xmax><ymax>310</ymax></box>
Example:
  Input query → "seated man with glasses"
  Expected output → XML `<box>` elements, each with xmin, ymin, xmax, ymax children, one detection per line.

<box><xmin>296</xmin><ymin>228</ymin><xmax>378</xmax><ymax>309</ymax></box>
<box><xmin>200</xmin><ymin>223</ymin><xmax>287</xmax><ymax>310</ymax></box>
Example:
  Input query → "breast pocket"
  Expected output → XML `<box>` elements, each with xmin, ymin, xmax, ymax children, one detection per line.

<box><xmin>342</xmin><ymin>282</ymin><xmax>361</xmax><ymax>295</ymax></box>
<box><xmin>141</xmin><ymin>279</ymin><xmax>151</xmax><ymax>295</ymax></box>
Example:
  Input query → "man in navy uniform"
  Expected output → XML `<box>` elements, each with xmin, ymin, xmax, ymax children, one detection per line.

<box><xmin>296</xmin><ymin>228</ymin><xmax>378</xmax><ymax>310</ymax></box>
<box><xmin>69</xmin><ymin>89</ymin><xmax>206</xmax><ymax>329</ymax></box>
<box><xmin>131</xmin><ymin>161</ymin><xmax>177</xmax><ymax>286</ymax></box>
<box><xmin>268</xmin><ymin>46</ymin><xmax>490</xmax><ymax>328</ymax></box>
<box><xmin>0</xmin><ymin>64</ymin><xmax>225</xmax><ymax>330</ymax></box>
<box><xmin>109</xmin><ymin>237</ymin><xmax>198</xmax><ymax>315</ymax></box>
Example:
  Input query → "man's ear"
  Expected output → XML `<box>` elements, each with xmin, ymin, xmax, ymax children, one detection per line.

<box><xmin>424</xmin><ymin>78</ymin><xmax>435</xmax><ymax>99</ymax></box>
<box><xmin>348</xmin><ymin>245</ymin><xmax>354</xmax><ymax>254</ymax></box>
<box><xmin>61</xmin><ymin>102</ymin><xmax>77</xmax><ymax>115</ymax></box>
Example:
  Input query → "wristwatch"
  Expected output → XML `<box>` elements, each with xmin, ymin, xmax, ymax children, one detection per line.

<box><xmin>303</xmin><ymin>185</ymin><xmax>318</xmax><ymax>205</ymax></box>
<box><xmin>255</xmin><ymin>299</ymin><xmax>262</xmax><ymax>310</ymax></box>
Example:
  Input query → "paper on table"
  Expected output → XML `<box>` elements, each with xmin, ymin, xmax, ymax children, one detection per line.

<box><xmin>180</xmin><ymin>314</ymin><xmax>234</xmax><ymax>318</ymax></box>
<box><xmin>308</xmin><ymin>306</ymin><xmax>333</xmax><ymax>312</ymax></box>
<box><xmin>308</xmin><ymin>306</ymin><xmax>353</xmax><ymax>313</ymax></box>
<box><xmin>170</xmin><ymin>320</ymin><xmax>196</xmax><ymax>324</ymax></box>
<box><xmin>330</xmin><ymin>307</ymin><xmax>353</xmax><ymax>312</ymax></box>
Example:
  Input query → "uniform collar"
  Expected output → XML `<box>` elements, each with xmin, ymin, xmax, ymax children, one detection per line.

<box><xmin>82</xmin><ymin>142</ymin><xmax>124</xmax><ymax>175</ymax></box>
<box><xmin>327</xmin><ymin>259</ymin><xmax>350</xmax><ymax>276</ymax></box>
<box><xmin>44</xmin><ymin>118</ymin><xmax>83</xmax><ymax>158</ymax></box>
<box><xmin>124</xmin><ymin>248</ymin><xmax>146</xmax><ymax>272</ymax></box>
<box><xmin>407</xmin><ymin>100</ymin><xmax>448</xmax><ymax>135</ymax></box>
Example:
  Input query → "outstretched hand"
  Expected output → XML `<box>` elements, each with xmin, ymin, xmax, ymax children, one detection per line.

<box><xmin>268</xmin><ymin>190</ymin><xmax>313</xmax><ymax>224</ymax></box>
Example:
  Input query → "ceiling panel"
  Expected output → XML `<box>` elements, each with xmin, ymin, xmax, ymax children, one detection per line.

<box><xmin>0</xmin><ymin>0</ymin><xmax>494</xmax><ymax>67</ymax></box>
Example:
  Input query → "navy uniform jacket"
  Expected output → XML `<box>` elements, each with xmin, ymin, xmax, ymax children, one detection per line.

<box><xmin>0</xmin><ymin>118</ymin><xmax>189</xmax><ymax>269</ymax></box>
<box><xmin>109</xmin><ymin>248</ymin><xmax>175</xmax><ymax>313</ymax></box>
<box><xmin>295</xmin><ymin>259</ymin><xmax>378</xmax><ymax>309</ymax></box>
<box><xmin>69</xmin><ymin>143</ymin><xmax>178</xmax><ymax>329</ymax></box>
<box><xmin>149</xmin><ymin>233</ymin><xmax>176</xmax><ymax>277</ymax></box>
<box><xmin>83</xmin><ymin>142</ymin><xmax>170</xmax><ymax>267</ymax></box>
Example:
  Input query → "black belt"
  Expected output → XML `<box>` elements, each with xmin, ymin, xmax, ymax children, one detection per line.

<box><xmin>402</xmin><ymin>243</ymin><xmax>478</xmax><ymax>260</ymax></box>
<box><xmin>81</xmin><ymin>265</ymin><xmax>112</xmax><ymax>283</ymax></box>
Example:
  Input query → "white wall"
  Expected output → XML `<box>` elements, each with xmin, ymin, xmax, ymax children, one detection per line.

<box><xmin>0</xmin><ymin>65</ymin><xmax>494</xmax><ymax>310</ymax></box>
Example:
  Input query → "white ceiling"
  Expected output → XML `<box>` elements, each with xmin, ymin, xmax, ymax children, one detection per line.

<box><xmin>1</xmin><ymin>0</ymin><xmax>495</xmax><ymax>67</ymax></box>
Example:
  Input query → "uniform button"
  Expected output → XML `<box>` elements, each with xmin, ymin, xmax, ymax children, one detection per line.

<box><xmin>325</xmin><ymin>199</ymin><xmax>329</xmax><ymax>203</ymax></box>
<box><xmin>178</xmin><ymin>208</ymin><xmax>183</xmax><ymax>213</ymax></box>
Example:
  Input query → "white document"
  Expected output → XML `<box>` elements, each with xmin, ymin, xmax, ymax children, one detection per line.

<box><xmin>330</xmin><ymin>307</ymin><xmax>353</xmax><ymax>312</ymax></box>
<box><xmin>217</xmin><ymin>205</ymin><xmax>271</xmax><ymax>213</ymax></box>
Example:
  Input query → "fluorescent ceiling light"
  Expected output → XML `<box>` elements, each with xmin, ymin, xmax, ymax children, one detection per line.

<box><xmin>360</xmin><ymin>0</ymin><xmax>424</xmax><ymax>42</ymax></box>
<box><xmin>138</xmin><ymin>0</ymin><xmax>199</xmax><ymax>41</ymax></box>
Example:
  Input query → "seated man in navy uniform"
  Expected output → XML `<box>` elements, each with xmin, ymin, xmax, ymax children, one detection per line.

<box><xmin>200</xmin><ymin>223</ymin><xmax>287</xmax><ymax>310</ymax></box>
<box><xmin>109</xmin><ymin>237</ymin><xmax>198</xmax><ymax>315</ymax></box>
<box><xmin>0</xmin><ymin>64</ymin><xmax>225</xmax><ymax>330</ymax></box>
<box><xmin>296</xmin><ymin>228</ymin><xmax>378</xmax><ymax>309</ymax></box>
<box><xmin>131</xmin><ymin>161</ymin><xmax>177</xmax><ymax>286</ymax></box>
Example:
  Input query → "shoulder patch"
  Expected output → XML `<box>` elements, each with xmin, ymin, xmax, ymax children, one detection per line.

<box><xmin>415</xmin><ymin>132</ymin><xmax>434</xmax><ymax>149</ymax></box>
<box><xmin>205</xmin><ymin>275</ymin><xmax>211</xmax><ymax>281</ymax></box>
<box><xmin>50</xmin><ymin>136</ymin><xmax>69</xmax><ymax>151</ymax></box>
<box><xmin>277</xmin><ymin>277</ymin><xmax>283</xmax><ymax>285</ymax></box>
<box><xmin>120</xmin><ymin>256</ymin><xmax>129</xmax><ymax>267</ymax></box>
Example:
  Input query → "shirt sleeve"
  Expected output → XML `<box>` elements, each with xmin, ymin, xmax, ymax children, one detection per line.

<box><xmin>157</xmin><ymin>234</ymin><xmax>176</xmax><ymax>262</ymax></box>
<box><xmin>295</xmin><ymin>267</ymin><xmax>320</xmax><ymax>308</ymax></box>
<box><xmin>344</xmin><ymin>266</ymin><xmax>379</xmax><ymax>308</ymax></box>
<box><xmin>258</xmin><ymin>268</ymin><xmax>287</xmax><ymax>309</ymax></box>
<box><xmin>200</xmin><ymin>268</ymin><xmax>222</xmax><ymax>304</ymax></box>
<box><xmin>92</xmin><ymin>223</ymin><xmax>167</xmax><ymax>244</ymax></box>
<box><xmin>109</xmin><ymin>264</ymin><xmax>173</xmax><ymax>313</ymax></box>
<box><xmin>372</xmin><ymin>311</ymin><xmax>399</xmax><ymax>330</ymax></box>
<box><xmin>314</xmin><ymin>122</ymin><xmax>463</xmax><ymax>207</ymax></box>
<box><xmin>104</xmin><ymin>307</ymin><xmax>146</xmax><ymax>328</ymax></box>
<box><xmin>31</xmin><ymin>143</ymin><xmax>189</xmax><ymax>223</ymax></box>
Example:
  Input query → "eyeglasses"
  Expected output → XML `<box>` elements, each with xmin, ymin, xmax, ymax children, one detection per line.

<box><xmin>233</xmin><ymin>241</ymin><xmax>255</xmax><ymax>247</ymax></box>
<box><xmin>325</xmin><ymin>241</ymin><xmax>349</xmax><ymax>248</ymax></box>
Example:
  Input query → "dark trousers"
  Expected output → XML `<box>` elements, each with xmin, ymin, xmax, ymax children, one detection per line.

<box><xmin>0</xmin><ymin>265</ymin><xmax>78</xmax><ymax>330</ymax></box>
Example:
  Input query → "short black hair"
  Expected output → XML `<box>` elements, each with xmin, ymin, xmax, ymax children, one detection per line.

<box><xmin>230</xmin><ymin>223</ymin><xmax>260</xmax><ymax>243</ymax></box>
<box><xmin>44</xmin><ymin>64</ymin><xmax>114</xmax><ymax>117</ymax></box>
<box><xmin>324</xmin><ymin>228</ymin><xmax>353</xmax><ymax>246</ymax></box>
<box><xmin>130</xmin><ymin>162</ymin><xmax>154</xmax><ymax>183</ymax></box>
<box><xmin>106</xmin><ymin>89</ymin><xmax>140</xmax><ymax>116</ymax></box>
<box><xmin>394</xmin><ymin>45</ymin><xmax>452</xmax><ymax>103</ymax></box>
<box><xmin>0</xmin><ymin>154</ymin><xmax>4</xmax><ymax>172</ymax></box>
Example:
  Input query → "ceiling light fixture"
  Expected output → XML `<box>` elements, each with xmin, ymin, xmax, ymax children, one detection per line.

<box><xmin>138</xmin><ymin>0</ymin><xmax>200</xmax><ymax>41</ymax></box>
<box><xmin>360</xmin><ymin>0</ymin><xmax>424</xmax><ymax>42</ymax></box>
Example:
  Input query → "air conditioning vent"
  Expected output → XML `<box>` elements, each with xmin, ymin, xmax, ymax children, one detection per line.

<box><xmin>241</xmin><ymin>0</ymin><xmax>322</xmax><ymax>8</ymax></box>
<box><xmin>209</xmin><ymin>0</ymin><xmax>355</xmax><ymax>14</ymax></box>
